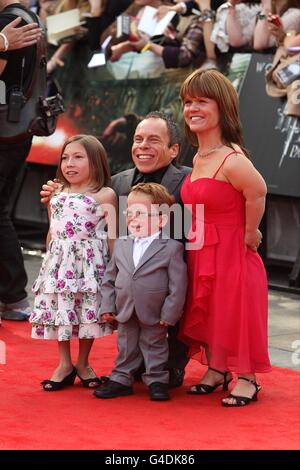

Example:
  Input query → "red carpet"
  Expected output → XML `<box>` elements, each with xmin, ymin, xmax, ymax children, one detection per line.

<box><xmin>0</xmin><ymin>320</ymin><xmax>299</xmax><ymax>450</ymax></box>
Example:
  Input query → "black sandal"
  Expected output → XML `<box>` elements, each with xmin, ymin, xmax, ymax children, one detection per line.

<box><xmin>187</xmin><ymin>367</ymin><xmax>233</xmax><ymax>395</ymax></box>
<box><xmin>41</xmin><ymin>367</ymin><xmax>77</xmax><ymax>391</ymax></box>
<box><xmin>77</xmin><ymin>367</ymin><xmax>103</xmax><ymax>388</ymax></box>
<box><xmin>77</xmin><ymin>375</ymin><xmax>103</xmax><ymax>388</ymax></box>
<box><xmin>221</xmin><ymin>377</ymin><xmax>262</xmax><ymax>407</ymax></box>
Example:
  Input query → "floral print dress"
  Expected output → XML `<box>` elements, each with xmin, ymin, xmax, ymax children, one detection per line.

<box><xmin>30</xmin><ymin>192</ymin><xmax>113</xmax><ymax>341</ymax></box>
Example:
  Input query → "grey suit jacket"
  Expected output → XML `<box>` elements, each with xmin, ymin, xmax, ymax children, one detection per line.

<box><xmin>100</xmin><ymin>236</ymin><xmax>187</xmax><ymax>326</ymax></box>
<box><xmin>111</xmin><ymin>164</ymin><xmax>191</xmax><ymax>203</ymax></box>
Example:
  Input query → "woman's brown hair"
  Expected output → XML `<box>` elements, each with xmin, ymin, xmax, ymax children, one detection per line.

<box><xmin>180</xmin><ymin>69</ymin><xmax>250</xmax><ymax>158</ymax></box>
<box><xmin>56</xmin><ymin>134</ymin><xmax>111</xmax><ymax>191</ymax></box>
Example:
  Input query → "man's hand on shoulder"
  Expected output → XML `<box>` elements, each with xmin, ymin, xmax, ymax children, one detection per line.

<box><xmin>2</xmin><ymin>17</ymin><xmax>42</xmax><ymax>51</ymax></box>
<box><xmin>40</xmin><ymin>179</ymin><xmax>61</xmax><ymax>204</ymax></box>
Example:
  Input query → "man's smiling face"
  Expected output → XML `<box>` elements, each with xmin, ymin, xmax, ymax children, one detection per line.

<box><xmin>132</xmin><ymin>117</ymin><xmax>178</xmax><ymax>174</ymax></box>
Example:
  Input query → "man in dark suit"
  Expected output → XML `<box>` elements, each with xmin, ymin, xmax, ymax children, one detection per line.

<box><xmin>111</xmin><ymin>111</ymin><xmax>191</xmax><ymax>387</ymax></box>
<box><xmin>40</xmin><ymin>111</ymin><xmax>191</xmax><ymax>388</ymax></box>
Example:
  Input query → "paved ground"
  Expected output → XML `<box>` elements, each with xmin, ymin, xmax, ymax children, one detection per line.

<box><xmin>7</xmin><ymin>252</ymin><xmax>300</xmax><ymax>372</ymax></box>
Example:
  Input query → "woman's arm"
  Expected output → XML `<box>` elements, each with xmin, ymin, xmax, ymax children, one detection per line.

<box><xmin>195</xmin><ymin>0</ymin><xmax>216</xmax><ymax>60</ymax></box>
<box><xmin>109</xmin><ymin>40</ymin><xmax>135</xmax><ymax>62</ymax></box>
<box><xmin>47</xmin><ymin>42</ymin><xmax>74</xmax><ymax>74</ymax></box>
<box><xmin>98</xmin><ymin>187</ymin><xmax>118</xmax><ymax>257</ymax></box>
<box><xmin>284</xmin><ymin>32</ymin><xmax>300</xmax><ymax>48</ymax></box>
<box><xmin>253</xmin><ymin>0</ymin><xmax>272</xmax><ymax>50</ymax></box>
<box><xmin>223</xmin><ymin>154</ymin><xmax>267</xmax><ymax>251</ymax></box>
<box><xmin>46</xmin><ymin>204</ymin><xmax>52</xmax><ymax>250</ymax></box>
<box><xmin>226</xmin><ymin>1</ymin><xmax>248</xmax><ymax>48</ymax></box>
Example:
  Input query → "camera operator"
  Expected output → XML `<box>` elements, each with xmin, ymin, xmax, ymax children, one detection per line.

<box><xmin>0</xmin><ymin>0</ymin><xmax>39</xmax><ymax>321</ymax></box>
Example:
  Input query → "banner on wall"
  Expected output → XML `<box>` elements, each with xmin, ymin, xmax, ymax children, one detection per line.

<box><xmin>27</xmin><ymin>45</ymin><xmax>194</xmax><ymax>172</ymax></box>
<box><xmin>28</xmin><ymin>48</ymin><xmax>300</xmax><ymax>198</ymax></box>
<box><xmin>239</xmin><ymin>53</ymin><xmax>300</xmax><ymax>198</ymax></box>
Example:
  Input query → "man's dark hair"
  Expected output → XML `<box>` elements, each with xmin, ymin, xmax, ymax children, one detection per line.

<box><xmin>144</xmin><ymin>111</ymin><xmax>181</xmax><ymax>148</ymax></box>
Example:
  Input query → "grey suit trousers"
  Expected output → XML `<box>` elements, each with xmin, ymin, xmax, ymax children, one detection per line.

<box><xmin>110</xmin><ymin>314</ymin><xmax>169</xmax><ymax>387</ymax></box>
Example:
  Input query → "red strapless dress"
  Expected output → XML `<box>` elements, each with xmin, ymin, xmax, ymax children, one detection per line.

<box><xmin>180</xmin><ymin>156</ymin><xmax>271</xmax><ymax>374</ymax></box>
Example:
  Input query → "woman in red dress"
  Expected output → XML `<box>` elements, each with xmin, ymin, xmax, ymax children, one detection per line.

<box><xmin>180</xmin><ymin>69</ymin><xmax>271</xmax><ymax>407</ymax></box>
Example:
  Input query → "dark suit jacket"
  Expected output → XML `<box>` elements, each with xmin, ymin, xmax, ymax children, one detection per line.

<box><xmin>111</xmin><ymin>164</ymin><xmax>192</xmax><ymax>241</ymax></box>
<box><xmin>111</xmin><ymin>164</ymin><xmax>191</xmax><ymax>203</ymax></box>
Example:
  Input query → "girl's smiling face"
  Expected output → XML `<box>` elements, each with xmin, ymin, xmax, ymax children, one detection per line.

<box><xmin>61</xmin><ymin>142</ymin><xmax>91</xmax><ymax>189</ymax></box>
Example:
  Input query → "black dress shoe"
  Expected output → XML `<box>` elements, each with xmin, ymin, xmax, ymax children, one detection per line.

<box><xmin>93</xmin><ymin>380</ymin><xmax>133</xmax><ymax>399</ymax></box>
<box><xmin>168</xmin><ymin>368</ymin><xmax>185</xmax><ymax>388</ymax></box>
<box><xmin>149</xmin><ymin>382</ymin><xmax>170</xmax><ymax>401</ymax></box>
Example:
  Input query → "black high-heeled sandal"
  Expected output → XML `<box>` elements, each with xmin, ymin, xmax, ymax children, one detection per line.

<box><xmin>77</xmin><ymin>375</ymin><xmax>103</xmax><ymax>388</ymax></box>
<box><xmin>77</xmin><ymin>366</ymin><xmax>105</xmax><ymax>388</ymax></box>
<box><xmin>187</xmin><ymin>367</ymin><xmax>233</xmax><ymax>395</ymax></box>
<box><xmin>221</xmin><ymin>377</ymin><xmax>262</xmax><ymax>407</ymax></box>
<box><xmin>41</xmin><ymin>367</ymin><xmax>77</xmax><ymax>391</ymax></box>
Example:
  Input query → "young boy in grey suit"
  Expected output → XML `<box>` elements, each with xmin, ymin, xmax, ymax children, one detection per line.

<box><xmin>94</xmin><ymin>183</ymin><xmax>187</xmax><ymax>401</ymax></box>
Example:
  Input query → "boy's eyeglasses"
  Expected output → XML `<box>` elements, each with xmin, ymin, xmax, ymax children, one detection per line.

<box><xmin>122</xmin><ymin>210</ymin><xmax>160</xmax><ymax>219</ymax></box>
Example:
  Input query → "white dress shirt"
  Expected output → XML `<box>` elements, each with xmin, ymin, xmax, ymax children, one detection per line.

<box><xmin>133</xmin><ymin>231</ymin><xmax>161</xmax><ymax>268</ymax></box>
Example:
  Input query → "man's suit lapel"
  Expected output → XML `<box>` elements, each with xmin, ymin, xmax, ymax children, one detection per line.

<box><xmin>126</xmin><ymin>169</ymin><xmax>135</xmax><ymax>191</ymax></box>
<box><xmin>133</xmin><ymin>238</ymin><xmax>168</xmax><ymax>273</ymax></box>
<box><xmin>161</xmin><ymin>165</ymin><xmax>183</xmax><ymax>196</ymax></box>
<box><xmin>113</xmin><ymin>169</ymin><xmax>135</xmax><ymax>196</ymax></box>
<box><xmin>121</xmin><ymin>169</ymin><xmax>135</xmax><ymax>195</ymax></box>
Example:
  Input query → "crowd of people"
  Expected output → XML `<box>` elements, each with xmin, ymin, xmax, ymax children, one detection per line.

<box><xmin>1</xmin><ymin>0</ymin><xmax>299</xmax><ymax>406</ymax></box>
<box><xmin>37</xmin><ymin>0</ymin><xmax>300</xmax><ymax>76</ymax></box>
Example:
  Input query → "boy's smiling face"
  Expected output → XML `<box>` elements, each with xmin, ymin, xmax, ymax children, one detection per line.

<box><xmin>126</xmin><ymin>192</ymin><xmax>166</xmax><ymax>238</ymax></box>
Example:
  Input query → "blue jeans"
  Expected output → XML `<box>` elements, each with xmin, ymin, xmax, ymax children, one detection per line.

<box><xmin>0</xmin><ymin>138</ymin><xmax>32</xmax><ymax>304</ymax></box>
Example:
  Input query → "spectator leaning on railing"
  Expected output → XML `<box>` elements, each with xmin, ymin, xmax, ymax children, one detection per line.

<box><xmin>111</xmin><ymin>0</ymin><xmax>224</xmax><ymax>70</ymax></box>
<box><xmin>211</xmin><ymin>0</ymin><xmax>261</xmax><ymax>53</ymax></box>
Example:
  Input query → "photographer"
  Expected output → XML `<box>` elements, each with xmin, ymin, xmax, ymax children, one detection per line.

<box><xmin>0</xmin><ymin>0</ymin><xmax>39</xmax><ymax>321</ymax></box>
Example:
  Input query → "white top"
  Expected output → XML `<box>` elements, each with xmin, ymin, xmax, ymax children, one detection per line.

<box><xmin>211</xmin><ymin>3</ymin><xmax>261</xmax><ymax>52</ymax></box>
<box><xmin>133</xmin><ymin>231</ymin><xmax>161</xmax><ymax>267</ymax></box>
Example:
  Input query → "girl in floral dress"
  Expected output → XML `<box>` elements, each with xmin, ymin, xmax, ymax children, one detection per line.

<box><xmin>30</xmin><ymin>135</ymin><xmax>118</xmax><ymax>391</ymax></box>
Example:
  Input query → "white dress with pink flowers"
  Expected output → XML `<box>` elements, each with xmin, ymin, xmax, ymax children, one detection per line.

<box><xmin>30</xmin><ymin>192</ymin><xmax>113</xmax><ymax>341</ymax></box>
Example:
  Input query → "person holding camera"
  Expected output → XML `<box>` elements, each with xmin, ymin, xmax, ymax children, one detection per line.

<box><xmin>0</xmin><ymin>0</ymin><xmax>40</xmax><ymax>321</ymax></box>
<box><xmin>253</xmin><ymin>0</ymin><xmax>300</xmax><ymax>50</ymax></box>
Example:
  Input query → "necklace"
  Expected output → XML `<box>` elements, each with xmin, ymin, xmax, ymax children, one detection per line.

<box><xmin>197</xmin><ymin>143</ymin><xmax>224</xmax><ymax>158</ymax></box>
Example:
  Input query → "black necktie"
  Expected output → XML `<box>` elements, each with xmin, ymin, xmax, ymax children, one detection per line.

<box><xmin>134</xmin><ymin>172</ymin><xmax>153</xmax><ymax>185</ymax></box>
<box><xmin>142</xmin><ymin>173</ymin><xmax>153</xmax><ymax>183</ymax></box>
